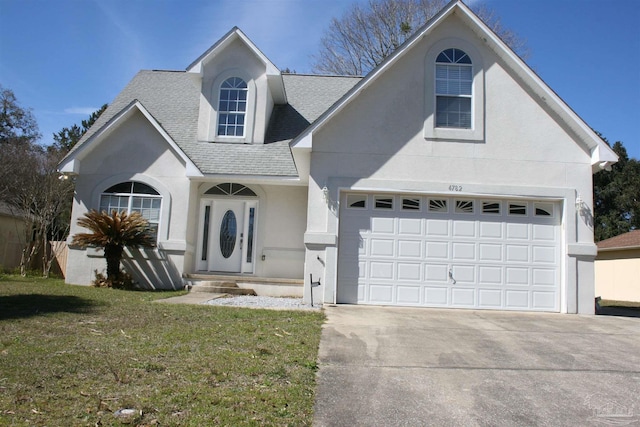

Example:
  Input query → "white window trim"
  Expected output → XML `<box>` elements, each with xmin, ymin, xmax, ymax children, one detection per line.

<box><xmin>207</xmin><ymin>69</ymin><xmax>256</xmax><ymax>144</ymax></box>
<box><xmin>216</xmin><ymin>77</ymin><xmax>248</xmax><ymax>139</ymax></box>
<box><xmin>92</xmin><ymin>174</ymin><xmax>172</xmax><ymax>243</ymax></box>
<box><xmin>424</xmin><ymin>38</ymin><xmax>484</xmax><ymax>142</ymax></box>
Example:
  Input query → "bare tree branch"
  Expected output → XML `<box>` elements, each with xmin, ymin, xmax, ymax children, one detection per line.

<box><xmin>312</xmin><ymin>0</ymin><xmax>528</xmax><ymax>76</ymax></box>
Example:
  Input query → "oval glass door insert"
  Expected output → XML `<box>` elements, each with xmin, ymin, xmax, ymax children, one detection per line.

<box><xmin>219</xmin><ymin>210</ymin><xmax>237</xmax><ymax>258</ymax></box>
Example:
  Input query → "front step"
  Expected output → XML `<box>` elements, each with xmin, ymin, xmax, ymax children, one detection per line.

<box><xmin>190</xmin><ymin>280</ymin><xmax>257</xmax><ymax>295</ymax></box>
<box><xmin>183</xmin><ymin>274</ymin><xmax>304</xmax><ymax>298</ymax></box>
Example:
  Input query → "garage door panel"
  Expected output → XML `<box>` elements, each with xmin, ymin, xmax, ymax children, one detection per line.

<box><xmin>370</xmin><ymin>261</ymin><xmax>394</xmax><ymax>280</ymax></box>
<box><xmin>424</xmin><ymin>286</ymin><xmax>448</xmax><ymax>305</ymax></box>
<box><xmin>533</xmin><ymin>224</ymin><xmax>556</xmax><ymax>241</ymax></box>
<box><xmin>397</xmin><ymin>262</ymin><xmax>421</xmax><ymax>281</ymax></box>
<box><xmin>371</xmin><ymin>217</ymin><xmax>395</xmax><ymax>234</ymax></box>
<box><xmin>340</xmin><ymin>235</ymin><xmax>366</xmax><ymax>256</ymax></box>
<box><xmin>479</xmin><ymin>266</ymin><xmax>502</xmax><ymax>284</ymax></box>
<box><xmin>533</xmin><ymin>268</ymin><xmax>555</xmax><ymax>286</ymax></box>
<box><xmin>506</xmin><ymin>223</ymin><xmax>529</xmax><ymax>240</ymax></box>
<box><xmin>398</xmin><ymin>240</ymin><xmax>422</xmax><ymax>258</ymax></box>
<box><xmin>506</xmin><ymin>245</ymin><xmax>529</xmax><ymax>262</ymax></box>
<box><xmin>426</xmin><ymin>241</ymin><xmax>449</xmax><ymax>259</ymax></box>
<box><xmin>452</xmin><ymin>242</ymin><xmax>476</xmax><ymax>260</ymax></box>
<box><xmin>336</xmin><ymin>279</ymin><xmax>359</xmax><ymax>304</ymax></box>
<box><xmin>338</xmin><ymin>194</ymin><xmax>560</xmax><ymax>312</ymax></box>
<box><xmin>480</xmin><ymin>222</ymin><xmax>503</xmax><ymax>239</ymax></box>
<box><xmin>425</xmin><ymin>264</ymin><xmax>448</xmax><ymax>282</ymax></box>
<box><xmin>532</xmin><ymin>246</ymin><xmax>555</xmax><ymax>263</ymax></box>
<box><xmin>338</xmin><ymin>257</ymin><xmax>362</xmax><ymax>280</ymax></box>
<box><xmin>506</xmin><ymin>267</ymin><xmax>529</xmax><ymax>285</ymax></box>
<box><xmin>451</xmin><ymin>288</ymin><xmax>475</xmax><ymax>306</ymax></box>
<box><xmin>426</xmin><ymin>219</ymin><xmax>449</xmax><ymax>236</ymax></box>
<box><xmin>398</xmin><ymin>218</ymin><xmax>422</xmax><ymax>235</ymax></box>
<box><xmin>452</xmin><ymin>265</ymin><xmax>475</xmax><ymax>283</ymax></box>
<box><xmin>369</xmin><ymin>284</ymin><xmax>393</xmax><ymax>303</ymax></box>
<box><xmin>479</xmin><ymin>243</ymin><xmax>502</xmax><ymax>261</ymax></box>
<box><xmin>505</xmin><ymin>290</ymin><xmax>529</xmax><ymax>308</ymax></box>
<box><xmin>370</xmin><ymin>239</ymin><xmax>394</xmax><ymax>257</ymax></box>
<box><xmin>532</xmin><ymin>291</ymin><xmax>556</xmax><ymax>309</ymax></box>
<box><xmin>397</xmin><ymin>285</ymin><xmax>421</xmax><ymax>304</ymax></box>
<box><xmin>478</xmin><ymin>289</ymin><xmax>502</xmax><ymax>307</ymax></box>
<box><xmin>453</xmin><ymin>220</ymin><xmax>476</xmax><ymax>237</ymax></box>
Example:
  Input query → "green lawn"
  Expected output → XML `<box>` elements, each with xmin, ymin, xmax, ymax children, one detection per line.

<box><xmin>0</xmin><ymin>275</ymin><xmax>325</xmax><ymax>426</ymax></box>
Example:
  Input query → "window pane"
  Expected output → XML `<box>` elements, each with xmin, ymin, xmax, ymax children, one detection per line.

<box><xmin>104</xmin><ymin>182</ymin><xmax>132</xmax><ymax>194</ymax></box>
<box><xmin>436</xmin><ymin>97</ymin><xmax>471</xmax><ymax>128</ymax></box>
<box><xmin>429</xmin><ymin>199</ymin><xmax>448</xmax><ymax>212</ymax></box>
<box><xmin>202</xmin><ymin>206</ymin><xmax>210</xmax><ymax>261</ymax></box>
<box><xmin>246</xmin><ymin>207</ymin><xmax>255</xmax><ymax>263</ymax></box>
<box><xmin>482</xmin><ymin>202</ymin><xmax>500</xmax><ymax>214</ymax></box>
<box><xmin>402</xmin><ymin>198</ymin><xmax>420</xmax><ymax>210</ymax></box>
<box><xmin>219</xmin><ymin>210</ymin><xmax>237</xmax><ymax>259</ymax></box>
<box><xmin>455</xmin><ymin>200</ymin><xmax>474</xmax><ymax>214</ymax></box>
<box><xmin>509</xmin><ymin>203</ymin><xmax>527</xmax><ymax>215</ymax></box>
<box><xmin>374</xmin><ymin>197</ymin><xmax>393</xmax><ymax>209</ymax></box>
<box><xmin>218</xmin><ymin>77</ymin><xmax>248</xmax><ymax>137</ymax></box>
<box><xmin>133</xmin><ymin>182</ymin><xmax>159</xmax><ymax>195</ymax></box>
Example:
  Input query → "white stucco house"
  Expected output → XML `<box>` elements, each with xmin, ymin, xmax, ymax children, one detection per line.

<box><xmin>60</xmin><ymin>1</ymin><xmax>617</xmax><ymax>314</ymax></box>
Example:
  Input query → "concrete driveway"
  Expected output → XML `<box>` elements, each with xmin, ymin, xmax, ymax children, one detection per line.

<box><xmin>313</xmin><ymin>306</ymin><xmax>640</xmax><ymax>426</ymax></box>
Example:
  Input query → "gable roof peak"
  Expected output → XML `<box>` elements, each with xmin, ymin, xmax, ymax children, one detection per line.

<box><xmin>186</xmin><ymin>27</ymin><xmax>280</xmax><ymax>76</ymax></box>
<box><xmin>290</xmin><ymin>0</ymin><xmax>617</xmax><ymax>170</ymax></box>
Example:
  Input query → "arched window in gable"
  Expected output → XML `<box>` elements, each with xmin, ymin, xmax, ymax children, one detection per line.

<box><xmin>217</xmin><ymin>77</ymin><xmax>248</xmax><ymax>137</ymax></box>
<box><xmin>435</xmin><ymin>48</ymin><xmax>472</xmax><ymax>129</ymax></box>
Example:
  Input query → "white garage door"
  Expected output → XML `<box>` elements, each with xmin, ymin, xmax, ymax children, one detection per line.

<box><xmin>337</xmin><ymin>193</ymin><xmax>561</xmax><ymax>311</ymax></box>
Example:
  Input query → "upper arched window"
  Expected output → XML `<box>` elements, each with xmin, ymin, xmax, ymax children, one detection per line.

<box><xmin>217</xmin><ymin>77</ymin><xmax>248</xmax><ymax>137</ymax></box>
<box><xmin>435</xmin><ymin>48</ymin><xmax>472</xmax><ymax>129</ymax></box>
<box><xmin>99</xmin><ymin>181</ymin><xmax>162</xmax><ymax>241</ymax></box>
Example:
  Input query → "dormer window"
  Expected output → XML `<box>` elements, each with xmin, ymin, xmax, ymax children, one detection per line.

<box><xmin>217</xmin><ymin>77</ymin><xmax>247</xmax><ymax>137</ymax></box>
<box><xmin>435</xmin><ymin>48</ymin><xmax>472</xmax><ymax>129</ymax></box>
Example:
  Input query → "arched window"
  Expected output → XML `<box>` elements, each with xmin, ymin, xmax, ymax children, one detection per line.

<box><xmin>100</xmin><ymin>181</ymin><xmax>161</xmax><ymax>240</ymax></box>
<box><xmin>435</xmin><ymin>48</ymin><xmax>472</xmax><ymax>129</ymax></box>
<box><xmin>217</xmin><ymin>77</ymin><xmax>248</xmax><ymax>137</ymax></box>
<box><xmin>205</xmin><ymin>183</ymin><xmax>256</xmax><ymax>197</ymax></box>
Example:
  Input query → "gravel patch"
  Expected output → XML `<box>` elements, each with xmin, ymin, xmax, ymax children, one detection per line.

<box><xmin>205</xmin><ymin>295</ymin><xmax>321</xmax><ymax>310</ymax></box>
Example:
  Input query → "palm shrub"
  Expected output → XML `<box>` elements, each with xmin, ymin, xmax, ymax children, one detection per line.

<box><xmin>71</xmin><ymin>210</ymin><xmax>155</xmax><ymax>289</ymax></box>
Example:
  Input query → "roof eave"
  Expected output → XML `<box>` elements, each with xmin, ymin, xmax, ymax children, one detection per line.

<box><xmin>597</xmin><ymin>245</ymin><xmax>640</xmax><ymax>252</ymax></box>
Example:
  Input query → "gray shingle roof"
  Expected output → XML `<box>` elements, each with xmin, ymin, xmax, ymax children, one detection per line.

<box><xmin>68</xmin><ymin>71</ymin><xmax>360</xmax><ymax>177</ymax></box>
<box><xmin>266</xmin><ymin>74</ymin><xmax>361</xmax><ymax>143</ymax></box>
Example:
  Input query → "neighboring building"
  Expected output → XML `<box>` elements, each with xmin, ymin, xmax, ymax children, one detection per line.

<box><xmin>59</xmin><ymin>1</ymin><xmax>617</xmax><ymax>313</ymax></box>
<box><xmin>0</xmin><ymin>202</ymin><xmax>27</xmax><ymax>271</ymax></box>
<box><xmin>595</xmin><ymin>230</ymin><xmax>640</xmax><ymax>302</ymax></box>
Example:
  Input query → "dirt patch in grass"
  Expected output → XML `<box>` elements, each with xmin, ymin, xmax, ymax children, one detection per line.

<box><xmin>0</xmin><ymin>276</ymin><xmax>325</xmax><ymax>426</ymax></box>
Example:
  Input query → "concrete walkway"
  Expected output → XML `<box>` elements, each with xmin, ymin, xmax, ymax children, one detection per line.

<box><xmin>154</xmin><ymin>292</ymin><xmax>225</xmax><ymax>305</ymax></box>
<box><xmin>313</xmin><ymin>306</ymin><xmax>640</xmax><ymax>427</ymax></box>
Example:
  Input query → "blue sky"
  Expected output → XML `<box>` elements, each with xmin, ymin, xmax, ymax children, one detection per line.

<box><xmin>1</xmin><ymin>0</ymin><xmax>638</xmax><ymax>159</ymax></box>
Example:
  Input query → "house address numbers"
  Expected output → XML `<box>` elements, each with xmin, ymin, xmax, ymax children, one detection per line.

<box><xmin>449</xmin><ymin>185</ymin><xmax>463</xmax><ymax>192</ymax></box>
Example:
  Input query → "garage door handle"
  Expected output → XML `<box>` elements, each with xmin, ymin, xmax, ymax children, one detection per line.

<box><xmin>449</xmin><ymin>269</ymin><xmax>456</xmax><ymax>285</ymax></box>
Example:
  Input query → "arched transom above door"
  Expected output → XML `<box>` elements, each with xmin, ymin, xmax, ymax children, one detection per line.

<box><xmin>205</xmin><ymin>183</ymin><xmax>257</xmax><ymax>197</ymax></box>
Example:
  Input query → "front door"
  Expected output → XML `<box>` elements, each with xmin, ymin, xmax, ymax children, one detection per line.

<box><xmin>197</xmin><ymin>199</ymin><xmax>257</xmax><ymax>273</ymax></box>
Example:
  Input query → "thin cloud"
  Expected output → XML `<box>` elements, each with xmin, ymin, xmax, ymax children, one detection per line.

<box><xmin>64</xmin><ymin>107</ymin><xmax>100</xmax><ymax>115</ymax></box>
